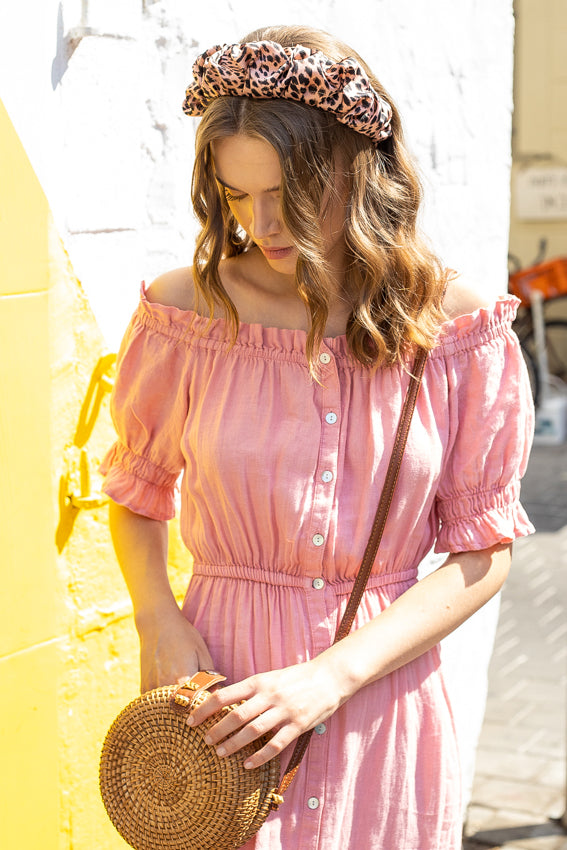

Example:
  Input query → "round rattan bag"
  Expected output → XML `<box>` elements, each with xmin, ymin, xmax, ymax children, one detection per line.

<box><xmin>99</xmin><ymin>671</ymin><xmax>282</xmax><ymax>850</ymax></box>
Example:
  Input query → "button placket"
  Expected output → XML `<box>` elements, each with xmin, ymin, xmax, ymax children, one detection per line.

<box><xmin>303</xmin><ymin>347</ymin><xmax>340</xmax><ymax>687</ymax></box>
<box><xmin>310</xmin><ymin>447</ymin><xmax>337</xmax><ymax>556</ymax></box>
<box><xmin>299</xmin><ymin>695</ymin><xmax>330</xmax><ymax>840</ymax></box>
<box><xmin>303</xmin><ymin>346</ymin><xmax>336</xmax><ymax>829</ymax></box>
<box><xmin>305</xmin><ymin>359</ymin><xmax>340</xmax><ymax>572</ymax></box>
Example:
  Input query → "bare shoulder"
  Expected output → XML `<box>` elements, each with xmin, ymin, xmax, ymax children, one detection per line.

<box><xmin>145</xmin><ymin>267</ymin><xmax>195</xmax><ymax>311</ymax></box>
<box><xmin>442</xmin><ymin>275</ymin><xmax>495</xmax><ymax>321</ymax></box>
<box><xmin>145</xmin><ymin>258</ymin><xmax>246</xmax><ymax>314</ymax></box>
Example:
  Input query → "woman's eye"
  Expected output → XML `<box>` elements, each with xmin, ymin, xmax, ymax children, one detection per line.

<box><xmin>224</xmin><ymin>190</ymin><xmax>246</xmax><ymax>203</ymax></box>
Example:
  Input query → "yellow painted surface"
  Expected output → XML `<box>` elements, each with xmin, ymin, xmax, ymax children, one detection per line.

<box><xmin>0</xmin><ymin>97</ymin><xmax>192</xmax><ymax>850</ymax></box>
<box><xmin>0</xmin><ymin>98</ymin><xmax>49</xmax><ymax>295</ymax></box>
<box><xmin>0</xmin><ymin>98</ymin><xmax>60</xmax><ymax>850</ymax></box>
<box><xmin>510</xmin><ymin>0</ymin><xmax>567</xmax><ymax>262</ymax></box>
<box><xmin>513</xmin><ymin>0</ymin><xmax>549</xmax><ymax>154</ymax></box>
<box><xmin>0</xmin><ymin>291</ymin><xmax>59</xmax><ymax>656</ymax></box>
<box><xmin>0</xmin><ymin>641</ymin><xmax>61</xmax><ymax>847</ymax></box>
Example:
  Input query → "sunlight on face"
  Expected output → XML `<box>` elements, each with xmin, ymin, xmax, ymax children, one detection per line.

<box><xmin>211</xmin><ymin>135</ymin><xmax>298</xmax><ymax>275</ymax></box>
<box><xmin>211</xmin><ymin>134</ymin><xmax>347</xmax><ymax>277</ymax></box>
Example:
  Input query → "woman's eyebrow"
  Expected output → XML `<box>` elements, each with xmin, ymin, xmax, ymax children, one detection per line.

<box><xmin>214</xmin><ymin>175</ymin><xmax>280</xmax><ymax>193</ymax></box>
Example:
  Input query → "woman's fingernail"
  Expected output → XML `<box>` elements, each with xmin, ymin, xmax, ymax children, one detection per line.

<box><xmin>186</xmin><ymin>715</ymin><xmax>194</xmax><ymax>726</ymax></box>
<box><xmin>204</xmin><ymin>735</ymin><xmax>212</xmax><ymax>745</ymax></box>
<box><xmin>244</xmin><ymin>760</ymin><xmax>253</xmax><ymax>770</ymax></box>
<box><xmin>216</xmin><ymin>745</ymin><xmax>226</xmax><ymax>757</ymax></box>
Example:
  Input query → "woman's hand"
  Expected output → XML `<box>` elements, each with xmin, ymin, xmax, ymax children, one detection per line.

<box><xmin>137</xmin><ymin>607</ymin><xmax>214</xmax><ymax>693</ymax></box>
<box><xmin>186</xmin><ymin>656</ymin><xmax>349</xmax><ymax>769</ymax></box>
<box><xmin>184</xmin><ymin>544</ymin><xmax>513</xmax><ymax>767</ymax></box>
<box><xmin>107</xmin><ymin>503</ymin><xmax>215</xmax><ymax>694</ymax></box>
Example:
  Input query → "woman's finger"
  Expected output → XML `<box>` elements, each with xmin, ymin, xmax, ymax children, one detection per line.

<box><xmin>209</xmin><ymin>707</ymin><xmax>282</xmax><ymax>757</ymax></box>
<box><xmin>194</xmin><ymin>693</ymin><xmax>270</xmax><ymax>744</ymax></box>
<box><xmin>186</xmin><ymin>678</ymin><xmax>258</xmax><ymax>726</ymax></box>
<box><xmin>241</xmin><ymin>727</ymin><xmax>297</xmax><ymax>770</ymax></box>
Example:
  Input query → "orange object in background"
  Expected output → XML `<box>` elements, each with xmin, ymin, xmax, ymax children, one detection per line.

<box><xmin>509</xmin><ymin>257</ymin><xmax>567</xmax><ymax>306</ymax></box>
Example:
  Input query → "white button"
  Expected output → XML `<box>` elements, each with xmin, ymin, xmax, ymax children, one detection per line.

<box><xmin>314</xmin><ymin>723</ymin><xmax>327</xmax><ymax>735</ymax></box>
<box><xmin>312</xmin><ymin>577</ymin><xmax>325</xmax><ymax>590</ymax></box>
<box><xmin>325</xmin><ymin>412</ymin><xmax>337</xmax><ymax>425</ymax></box>
<box><xmin>312</xmin><ymin>534</ymin><xmax>325</xmax><ymax>547</ymax></box>
<box><xmin>319</xmin><ymin>352</ymin><xmax>331</xmax><ymax>365</ymax></box>
<box><xmin>321</xmin><ymin>470</ymin><xmax>333</xmax><ymax>483</ymax></box>
<box><xmin>307</xmin><ymin>796</ymin><xmax>320</xmax><ymax>810</ymax></box>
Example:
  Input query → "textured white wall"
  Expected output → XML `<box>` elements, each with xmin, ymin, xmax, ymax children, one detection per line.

<box><xmin>0</xmin><ymin>0</ymin><xmax>515</xmax><ymax>812</ymax></box>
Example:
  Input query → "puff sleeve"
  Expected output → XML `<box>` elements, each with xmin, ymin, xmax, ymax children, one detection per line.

<box><xmin>100</xmin><ymin>298</ymin><xmax>190</xmax><ymax>521</ymax></box>
<box><xmin>433</xmin><ymin>297</ymin><xmax>535</xmax><ymax>553</ymax></box>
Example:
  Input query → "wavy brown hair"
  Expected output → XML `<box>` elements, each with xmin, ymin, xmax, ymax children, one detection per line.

<box><xmin>191</xmin><ymin>24</ymin><xmax>448</xmax><ymax>374</ymax></box>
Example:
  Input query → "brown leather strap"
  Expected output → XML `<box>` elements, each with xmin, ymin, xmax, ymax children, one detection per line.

<box><xmin>272</xmin><ymin>347</ymin><xmax>428</xmax><ymax>806</ymax></box>
<box><xmin>333</xmin><ymin>347</ymin><xmax>428</xmax><ymax>643</ymax></box>
<box><xmin>171</xmin><ymin>670</ymin><xmax>227</xmax><ymax>709</ymax></box>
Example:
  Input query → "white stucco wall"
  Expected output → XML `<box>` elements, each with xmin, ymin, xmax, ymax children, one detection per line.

<box><xmin>0</xmin><ymin>0</ymin><xmax>515</xmax><ymax>812</ymax></box>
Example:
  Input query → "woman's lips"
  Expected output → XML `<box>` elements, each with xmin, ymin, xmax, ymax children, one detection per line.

<box><xmin>260</xmin><ymin>246</ymin><xmax>294</xmax><ymax>260</ymax></box>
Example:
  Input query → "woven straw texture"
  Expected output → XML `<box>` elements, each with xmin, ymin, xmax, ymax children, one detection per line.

<box><xmin>100</xmin><ymin>686</ymin><xmax>281</xmax><ymax>850</ymax></box>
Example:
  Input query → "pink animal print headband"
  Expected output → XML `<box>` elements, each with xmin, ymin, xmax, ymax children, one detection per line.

<box><xmin>182</xmin><ymin>41</ymin><xmax>393</xmax><ymax>144</ymax></box>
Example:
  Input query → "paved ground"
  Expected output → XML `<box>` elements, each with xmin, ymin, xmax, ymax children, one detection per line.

<box><xmin>462</xmin><ymin>443</ymin><xmax>567</xmax><ymax>850</ymax></box>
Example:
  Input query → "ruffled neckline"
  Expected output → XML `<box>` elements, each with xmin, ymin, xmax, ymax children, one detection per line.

<box><xmin>138</xmin><ymin>282</ymin><xmax>519</xmax><ymax>360</ymax></box>
<box><xmin>138</xmin><ymin>282</ymin><xmax>351</xmax><ymax>358</ymax></box>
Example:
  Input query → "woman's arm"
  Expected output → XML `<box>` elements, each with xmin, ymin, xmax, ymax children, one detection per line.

<box><xmin>334</xmin><ymin>542</ymin><xmax>511</xmax><ymax>689</ymax></box>
<box><xmin>187</xmin><ymin>542</ymin><xmax>511</xmax><ymax>768</ymax></box>
<box><xmin>109</xmin><ymin>502</ymin><xmax>214</xmax><ymax>692</ymax></box>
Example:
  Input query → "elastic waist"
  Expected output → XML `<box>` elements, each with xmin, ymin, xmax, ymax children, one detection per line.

<box><xmin>191</xmin><ymin>562</ymin><xmax>417</xmax><ymax>592</ymax></box>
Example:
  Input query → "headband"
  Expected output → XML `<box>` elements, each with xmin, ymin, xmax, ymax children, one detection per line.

<box><xmin>182</xmin><ymin>41</ymin><xmax>393</xmax><ymax>144</ymax></box>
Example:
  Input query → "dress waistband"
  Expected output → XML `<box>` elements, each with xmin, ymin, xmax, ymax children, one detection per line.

<box><xmin>191</xmin><ymin>562</ymin><xmax>417</xmax><ymax>591</ymax></box>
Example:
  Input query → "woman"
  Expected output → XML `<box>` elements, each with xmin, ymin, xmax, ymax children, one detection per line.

<box><xmin>101</xmin><ymin>24</ymin><xmax>534</xmax><ymax>849</ymax></box>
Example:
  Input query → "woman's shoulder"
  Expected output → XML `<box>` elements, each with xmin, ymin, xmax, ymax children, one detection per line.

<box><xmin>432</xmin><ymin>275</ymin><xmax>520</xmax><ymax>360</ymax></box>
<box><xmin>441</xmin><ymin>275</ymin><xmax>494</xmax><ymax>321</ymax></box>
<box><xmin>145</xmin><ymin>256</ymin><xmax>248</xmax><ymax>315</ymax></box>
<box><xmin>145</xmin><ymin>266</ymin><xmax>196</xmax><ymax>311</ymax></box>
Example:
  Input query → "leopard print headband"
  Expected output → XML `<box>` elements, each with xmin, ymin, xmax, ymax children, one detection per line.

<box><xmin>182</xmin><ymin>41</ymin><xmax>393</xmax><ymax>144</ymax></box>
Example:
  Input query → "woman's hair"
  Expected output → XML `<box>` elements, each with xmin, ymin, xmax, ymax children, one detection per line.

<box><xmin>191</xmin><ymin>24</ymin><xmax>448</xmax><ymax>373</ymax></box>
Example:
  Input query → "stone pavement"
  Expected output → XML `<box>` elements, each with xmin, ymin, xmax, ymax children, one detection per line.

<box><xmin>462</xmin><ymin>443</ymin><xmax>567</xmax><ymax>850</ymax></box>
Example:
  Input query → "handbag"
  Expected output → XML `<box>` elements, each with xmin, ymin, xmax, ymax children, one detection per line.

<box><xmin>99</xmin><ymin>348</ymin><xmax>428</xmax><ymax>850</ymax></box>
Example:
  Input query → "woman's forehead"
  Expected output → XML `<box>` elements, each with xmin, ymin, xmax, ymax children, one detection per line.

<box><xmin>211</xmin><ymin>135</ymin><xmax>281</xmax><ymax>190</ymax></box>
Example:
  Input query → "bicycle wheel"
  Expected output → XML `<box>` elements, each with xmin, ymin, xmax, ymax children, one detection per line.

<box><xmin>521</xmin><ymin>319</ymin><xmax>567</xmax><ymax>390</ymax></box>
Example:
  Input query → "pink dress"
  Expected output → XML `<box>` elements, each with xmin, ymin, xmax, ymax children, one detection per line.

<box><xmin>101</xmin><ymin>286</ymin><xmax>534</xmax><ymax>850</ymax></box>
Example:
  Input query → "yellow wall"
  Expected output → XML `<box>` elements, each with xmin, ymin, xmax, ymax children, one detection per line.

<box><xmin>0</xmin><ymin>96</ymin><xmax>61</xmax><ymax>848</ymax></box>
<box><xmin>510</xmin><ymin>0</ymin><xmax>567</xmax><ymax>264</ymax></box>
<box><xmin>0</xmin><ymin>99</ymin><xmax>190</xmax><ymax>849</ymax></box>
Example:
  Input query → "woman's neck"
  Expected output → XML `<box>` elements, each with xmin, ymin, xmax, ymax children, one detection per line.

<box><xmin>219</xmin><ymin>247</ymin><xmax>351</xmax><ymax>336</ymax></box>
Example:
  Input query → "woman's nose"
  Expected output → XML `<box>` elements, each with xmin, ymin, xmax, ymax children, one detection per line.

<box><xmin>250</xmin><ymin>196</ymin><xmax>281</xmax><ymax>240</ymax></box>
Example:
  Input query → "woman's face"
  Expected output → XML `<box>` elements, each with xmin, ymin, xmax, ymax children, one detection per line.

<box><xmin>211</xmin><ymin>134</ymin><xmax>346</xmax><ymax>278</ymax></box>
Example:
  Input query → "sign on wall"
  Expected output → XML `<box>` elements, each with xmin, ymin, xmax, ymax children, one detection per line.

<box><xmin>515</xmin><ymin>167</ymin><xmax>567</xmax><ymax>220</ymax></box>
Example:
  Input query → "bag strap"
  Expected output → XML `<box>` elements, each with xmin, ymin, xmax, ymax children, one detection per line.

<box><xmin>271</xmin><ymin>347</ymin><xmax>428</xmax><ymax>807</ymax></box>
<box><xmin>172</xmin><ymin>671</ymin><xmax>227</xmax><ymax>709</ymax></box>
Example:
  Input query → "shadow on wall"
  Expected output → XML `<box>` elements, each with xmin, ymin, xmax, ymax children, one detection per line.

<box><xmin>52</xmin><ymin>3</ymin><xmax>72</xmax><ymax>89</ymax></box>
<box><xmin>56</xmin><ymin>352</ymin><xmax>116</xmax><ymax>551</ymax></box>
